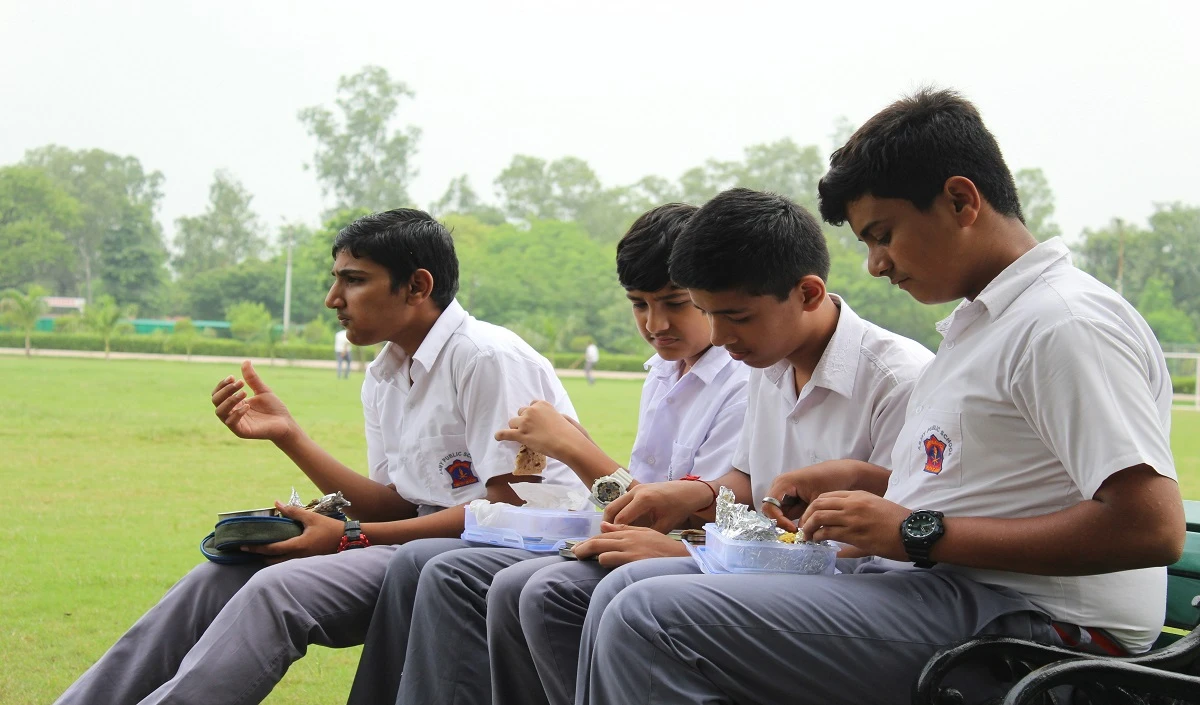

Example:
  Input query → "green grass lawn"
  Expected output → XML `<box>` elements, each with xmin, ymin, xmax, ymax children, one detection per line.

<box><xmin>1</xmin><ymin>355</ymin><xmax>1197</xmax><ymax>704</ymax></box>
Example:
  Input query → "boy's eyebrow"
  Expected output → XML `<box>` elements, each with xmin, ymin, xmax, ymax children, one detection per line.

<box><xmin>331</xmin><ymin>267</ymin><xmax>370</xmax><ymax>277</ymax></box>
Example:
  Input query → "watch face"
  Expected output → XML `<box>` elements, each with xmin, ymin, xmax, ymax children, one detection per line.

<box><xmin>594</xmin><ymin>479</ymin><xmax>623</xmax><ymax>503</ymax></box>
<box><xmin>904</xmin><ymin>512</ymin><xmax>939</xmax><ymax>539</ymax></box>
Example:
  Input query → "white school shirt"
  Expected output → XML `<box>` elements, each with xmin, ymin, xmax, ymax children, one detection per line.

<box><xmin>628</xmin><ymin>345</ymin><xmax>750</xmax><ymax>484</ymax></box>
<box><xmin>361</xmin><ymin>300</ymin><xmax>584</xmax><ymax>508</ymax></box>
<box><xmin>732</xmin><ymin>296</ymin><xmax>934</xmax><ymax>504</ymax></box>
<box><xmin>882</xmin><ymin>238</ymin><xmax>1176</xmax><ymax>653</ymax></box>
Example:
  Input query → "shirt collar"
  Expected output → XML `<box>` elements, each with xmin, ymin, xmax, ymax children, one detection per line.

<box><xmin>935</xmin><ymin>237</ymin><xmax>1072</xmax><ymax>337</ymax></box>
<box><xmin>643</xmin><ymin>345</ymin><xmax>734</xmax><ymax>385</ymax></box>
<box><xmin>762</xmin><ymin>294</ymin><xmax>863</xmax><ymax>399</ymax></box>
<box><xmin>369</xmin><ymin>299</ymin><xmax>470</xmax><ymax>382</ymax></box>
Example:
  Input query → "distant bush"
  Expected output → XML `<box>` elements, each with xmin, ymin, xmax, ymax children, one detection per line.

<box><xmin>1174</xmin><ymin>375</ymin><xmax>1197</xmax><ymax>395</ymax></box>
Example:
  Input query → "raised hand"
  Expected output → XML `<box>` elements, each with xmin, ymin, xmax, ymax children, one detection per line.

<box><xmin>212</xmin><ymin>360</ymin><xmax>296</xmax><ymax>442</ymax></box>
<box><xmin>494</xmin><ymin>400</ymin><xmax>589</xmax><ymax>461</ymax></box>
<box><xmin>572</xmin><ymin>522</ymin><xmax>689</xmax><ymax>567</ymax></box>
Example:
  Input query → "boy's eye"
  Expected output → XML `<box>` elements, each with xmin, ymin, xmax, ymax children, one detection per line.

<box><xmin>631</xmin><ymin>302</ymin><xmax>648</xmax><ymax>310</ymax></box>
<box><xmin>728</xmin><ymin>316</ymin><xmax>750</xmax><ymax>324</ymax></box>
<box><xmin>877</xmin><ymin>231</ymin><xmax>892</xmax><ymax>246</ymax></box>
<box><xmin>666</xmin><ymin>301</ymin><xmax>689</xmax><ymax>308</ymax></box>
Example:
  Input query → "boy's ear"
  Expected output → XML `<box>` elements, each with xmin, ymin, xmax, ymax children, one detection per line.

<box><xmin>794</xmin><ymin>275</ymin><xmax>827</xmax><ymax>312</ymax></box>
<box><xmin>944</xmin><ymin>176</ymin><xmax>982</xmax><ymax>227</ymax></box>
<box><xmin>406</xmin><ymin>269</ymin><xmax>435</xmax><ymax>303</ymax></box>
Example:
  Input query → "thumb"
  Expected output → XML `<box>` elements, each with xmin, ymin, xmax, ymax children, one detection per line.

<box><xmin>275</xmin><ymin>501</ymin><xmax>310</xmax><ymax>523</ymax></box>
<box><xmin>762</xmin><ymin>502</ymin><xmax>798</xmax><ymax>533</ymax></box>
<box><xmin>600</xmin><ymin>521</ymin><xmax>628</xmax><ymax>533</ymax></box>
<box><xmin>242</xmin><ymin>360</ymin><xmax>272</xmax><ymax>395</ymax></box>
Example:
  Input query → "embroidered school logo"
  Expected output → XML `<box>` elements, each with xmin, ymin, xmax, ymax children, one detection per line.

<box><xmin>919</xmin><ymin>426</ymin><xmax>953</xmax><ymax>475</ymax></box>
<box><xmin>441</xmin><ymin>451</ymin><xmax>479</xmax><ymax>488</ymax></box>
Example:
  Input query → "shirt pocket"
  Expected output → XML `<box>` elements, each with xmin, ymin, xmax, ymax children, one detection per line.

<box><xmin>668</xmin><ymin>441</ymin><xmax>698</xmax><ymax>481</ymax></box>
<box><xmin>418</xmin><ymin>434</ymin><xmax>480</xmax><ymax>499</ymax></box>
<box><xmin>910</xmin><ymin>409</ymin><xmax>963</xmax><ymax>488</ymax></box>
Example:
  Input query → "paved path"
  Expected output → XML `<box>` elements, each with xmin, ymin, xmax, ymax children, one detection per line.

<box><xmin>0</xmin><ymin>347</ymin><xmax>649</xmax><ymax>380</ymax></box>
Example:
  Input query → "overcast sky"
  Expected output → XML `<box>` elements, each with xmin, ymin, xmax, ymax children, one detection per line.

<box><xmin>2</xmin><ymin>0</ymin><xmax>1196</xmax><ymax>249</ymax></box>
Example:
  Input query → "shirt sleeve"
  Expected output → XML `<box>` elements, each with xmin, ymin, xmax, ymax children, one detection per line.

<box><xmin>731</xmin><ymin>374</ymin><xmax>760</xmax><ymax>473</ymax></box>
<box><xmin>360</xmin><ymin>377</ymin><xmax>390</xmax><ymax>485</ymax></box>
<box><xmin>1011</xmin><ymin>316</ymin><xmax>1176</xmax><ymax>499</ymax></box>
<box><xmin>868</xmin><ymin>377</ymin><xmax>916</xmax><ymax>468</ymax></box>
<box><xmin>456</xmin><ymin>349</ymin><xmax>564</xmax><ymax>483</ymax></box>
<box><xmin>689</xmin><ymin>394</ymin><xmax>748</xmax><ymax>481</ymax></box>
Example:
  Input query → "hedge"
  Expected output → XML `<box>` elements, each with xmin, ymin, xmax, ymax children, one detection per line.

<box><xmin>1175</xmin><ymin>376</ymin><xmax>1197</xmax><ymax>395</ymax></box>
<box><xmin>0</xmin><ymin>332</ymin><xmax>651</xmax><ymax>372</ymax></box>
<box><xmin>0</xmin><ymin>331</ymin><xmax>334</xmax><ymax>362</ymax></box>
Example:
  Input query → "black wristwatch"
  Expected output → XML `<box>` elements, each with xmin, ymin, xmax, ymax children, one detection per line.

<box><xmin>337</xmin><ymin>519</ymin><xmax>371</xmax><ymax>552</ymax></box>
<box><xmin>900</xmin><ymin>509</ymin><xmax>944</xmax><ymax>568</ymax></box>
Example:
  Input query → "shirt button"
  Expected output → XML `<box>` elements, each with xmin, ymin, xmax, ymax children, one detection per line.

<box><xmin>665</xmin><ymin>398</ymin><xmax>674</xmax><ymax>404</ymax></box>
<box><xmin>646</xmin><ymin>456</ymin><xmax>656</xmax><ymax>465</ymax></box>
<box><xmin>915</xmin><ymin>405</ymin><xmax>924</xmax><ymax>414</ymax></box>
<box><xmin>790</xmin><ymin>417</ymin><xmax>800</xmax><ymax>424</ymax></box>
<box><xmin>945</xmin><ymin>341</ymin><xmax>956</xmax><ymax>350</ymax></box>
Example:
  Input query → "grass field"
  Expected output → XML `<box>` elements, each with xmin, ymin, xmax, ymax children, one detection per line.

<box><xmin>1</xmin><ymin>355</ymin><xmax>1198</xmax><ymax>704</ymax></box>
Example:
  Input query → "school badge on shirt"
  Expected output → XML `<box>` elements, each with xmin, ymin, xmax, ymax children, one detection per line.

<box><xmin>919</xmin><ymin>426</ymin><xmax>953</xmax><ymax>475</ymax></box>
<box><xmin>441</xmin><ymin>451</ymin><xmax>479</xmax><ymax>488</ymax></box>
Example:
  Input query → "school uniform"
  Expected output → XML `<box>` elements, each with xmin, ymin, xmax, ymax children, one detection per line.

<box><xmin>355</xmin><ymin>344</ymin><xmax>750</xmax><ymax>705</ymax></box>
<box><xmin>577</xmin><ymin>239</ymin><xmax>1177</xmax><ymax>705</ymax></box>
<box><xmin>56</xmin><ymin>300</ymin><xmax>581</xmax><ymax>705</ymax></box>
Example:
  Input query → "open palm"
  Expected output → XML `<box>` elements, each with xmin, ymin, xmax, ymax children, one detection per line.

<box><xmin>212</xmin><ymin>361</ymin><xmax>295</xmax><ymax>442</ymax></box>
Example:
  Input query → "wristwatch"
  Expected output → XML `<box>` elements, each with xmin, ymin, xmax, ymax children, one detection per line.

<box><xmin>337</xmin><ymin>520</ymin><xmax>371</xmax><ymax>552</ymax></box>
<box><xmin>900</xmin><ymin>509</ymin><xmax>944</xmax><ymax>568</ymax></box>
<box><xmin>591</xmin><ymin>468</ymin><xmax>634</xmax><ymax>507</ymax></box>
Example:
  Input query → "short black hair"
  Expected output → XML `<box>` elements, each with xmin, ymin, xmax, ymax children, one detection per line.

<box><xmin>669</xmin><ymin>188</ymin><xmax>829</xmax><ymax>300</ymax></box>
<box><xmin>615</xmin><ymin>203</ymin><xmax>698</xmax><ymax>291</ymax></box>
<box><xmin>818</xmin><ymin>88</ymin><xmax>1024</xmax><ymax>226</ymax></box>
<box><xmin>332</xmin><ymin>208</ymin><xmax>460</xmax><ymax>309</ymax></box>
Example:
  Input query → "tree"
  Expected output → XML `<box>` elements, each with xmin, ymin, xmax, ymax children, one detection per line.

<box><xmin>1014</xmin><ymin>168</ymin><xmax>1062</xmax><ymax>242</ymax></box>
<box><xmin>83</xmin><ymin>295</ymin><xmax>136</xmax><ymax>359</ymax></box>
<box><xmin>1137</xmin><ymin>277</ymin><xmax>1197</xmax><ymax>344</ymax></box>
<box><xmin>181</xmin><ymin>258</ymin><xmax>284</xmax><ymax>321</ymax></box>
<box><xmin>169</xmin><ymin>317</ymin><xmax>201</xmax><ymax>360</ymax></box>
<box><xmin>173</xmin><ymin>170</ymin><xmax>267</xmax><ymax>279</ymax></box>
<box><xmin>226</xmin><ymin>301</ymin><xmax>273</xmax><ymax>344</ymax></box>
<box><xmin>298</xmin><ymin>66</ymin><xmax>421</xmax><ymax>213</ymax></box>
<box><xmin>23</xmin><ymin>146</ymin><xmax>167</xmax><ymax>306</ymax></box>
<box><xmin>431</xmin><ymin>175</ymin><xmax>506</xmax><ymax>225</ymax></box>
<box><xmin>0</xmin><ymin>284</ymin><xmax>49</xmax><ymax>356</ymax></box>
<box><xmin>0</xmin><ymin>165</ymin><xmax>79</xmax><ymax>292</ymax></box>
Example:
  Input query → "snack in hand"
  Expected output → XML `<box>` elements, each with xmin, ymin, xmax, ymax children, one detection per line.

<box><xmin>513</xmin><ymin>444</ymin><xmax>547</xmax><ymax>475</ymax></box>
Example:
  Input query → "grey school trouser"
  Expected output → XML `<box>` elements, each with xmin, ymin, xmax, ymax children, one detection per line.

<box><xmin>381</xmin><ymin>546</ymin><xmax>560</xmax><ymax>705</ymax></box>
<box><xmin>55</xmin><ymin>545</ymin><xmax>402</xmax><ymax>705</ymax></box>
<box><xmin>575</xmin><ymin>557</ymin><xmax>1062</xmax><ymax>705</ymax></box>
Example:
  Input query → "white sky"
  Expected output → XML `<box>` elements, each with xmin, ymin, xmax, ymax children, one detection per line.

<box><xmin>2</xmin><ymin>0</ymin><xmax>1197</xmax><ymax>248</ymax></box>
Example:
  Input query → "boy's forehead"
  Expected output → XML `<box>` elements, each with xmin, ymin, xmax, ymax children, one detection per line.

<box><xmin>626</xmin><ymin>286</ymin><xmax>688</xmax><ymax>300</ymax></box>
<box><xmin>331</xmin><ymin>249</ymin><xmax>382</xmax><ymax>273</ymax></box>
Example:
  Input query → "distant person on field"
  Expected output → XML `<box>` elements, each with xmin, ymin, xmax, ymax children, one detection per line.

<box><xmin>54</xmin><ymin>209</ymin><xmax>584</xmax><ymax>705</ymax></box>
<box><xmin>583</xmin><ymin>340</ymin><xmax>599</xmax><ymax>384</ymax></box>
<box><xmin>335</xmin><ymin>327</ymin><xmax>352</xmax><ymax>379</ymax></box>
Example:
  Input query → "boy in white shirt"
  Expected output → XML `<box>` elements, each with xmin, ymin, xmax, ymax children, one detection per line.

<box><xmin>577</xmin><ymin>90</ymin><xmax>1185</xmax><ymax>705</ymax></box>
<box><xmin>55</xmin><ymin>208</ymin><xmax>582</xmax><ymax>705</ymax></box>
<box><xmin>532</xmin><ymin>187</ymin><xmax>932</xmax><ymax>705</ymax></box>
<box><xmin>347</xmin><ymin>203</ymin><xmax>751</xmax><ymax>705</ymax></box>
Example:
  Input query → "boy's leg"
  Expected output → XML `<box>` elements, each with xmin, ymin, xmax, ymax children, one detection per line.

<box><xmin>394</xmin><ymin>547</ymin><xmax>547</xmax><ymax>705</ymax></box>
<box><xmin>134</xmin><ymin>545</ymin><xmax>402</xmax><ymax>705</ymax></box>
<box><xmin>54</xmin><ymin>561</ymin><xmax>260</xmax><ymax>705</ymax></box>
<box><xmin>579</xmin><ymin>567</ymin><xmax>1056</xmax><ymax>705</ymax></box>
<box><xmin>569</xmin><ymin>557</ymin><xmax>699</xmax><ymax>704</ymax></box>
<box><xmin>347</xmin><ymin>538</ymin><xmax>474</xmax><ymax>705</ymax></box>
<box><xmin>488</xmin><ymin>556</ymin><xmax>575</xmax><ymax>705</ymax></box>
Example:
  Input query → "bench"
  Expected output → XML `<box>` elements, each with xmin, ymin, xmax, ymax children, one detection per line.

<box><xmin>913</xmin><ymin>500</ymin><xmax>1200</xmax><ymax>704</ymax></box>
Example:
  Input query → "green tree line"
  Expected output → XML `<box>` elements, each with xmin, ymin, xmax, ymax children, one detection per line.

<box><xmin>3</xmin><ymin>65</ymin><xmax>1197</xmax><ymax>355</ymax></box>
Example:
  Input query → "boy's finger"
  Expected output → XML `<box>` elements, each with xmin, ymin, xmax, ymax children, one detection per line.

<box><xmin>242</xmin><ymin>360</ymin><xmax>272</xmax><ymax>394</ymax></box>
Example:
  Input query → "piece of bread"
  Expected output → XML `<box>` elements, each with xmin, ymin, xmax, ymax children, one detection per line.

<box><xmin>513</xmin><ymin>445</ymin><xmax>547</xmax><ymax>475</ymax></box>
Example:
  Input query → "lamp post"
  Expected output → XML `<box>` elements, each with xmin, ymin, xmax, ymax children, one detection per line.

<box><xmin>282</xmin><ymin>223</ymin><xmax>294</xmax><ymax>340</ymax></box>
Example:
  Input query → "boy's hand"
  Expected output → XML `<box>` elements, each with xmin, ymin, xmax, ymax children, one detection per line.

<box><xmin>242</xmin><ymin>502</ymin><xmax>345</xmax><ymax>565</ymax></box>
<box><xmin>572</xmin><ymin>522</ymin><xmax>689</xmax><ymax>567</ymax></box>
<box><xmin>761</xmin><ymin>460</ymin><xmax>889</xmax><ymax>532</ymax></box>
<box><xmin>798</xmin><ymin>490</ymin><xmax>910</xmax><ymax>560</ymax></box>
<box><xmin>604</xmin><ymin>480</ymin><xmax>713</xmax><ymax>532</ymax></box>
<box><xmin>212</xmin><ymin>361</ymin><xmax>297</xmax><ymax>442</ymax></box>
<box><xmin>494</xmin><ymin>400</ymin><xmax>587</xmax><ymax>460</ymax></box>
